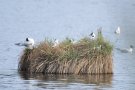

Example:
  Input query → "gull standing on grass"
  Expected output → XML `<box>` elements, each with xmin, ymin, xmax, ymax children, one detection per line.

<box><xmin>71</xmin><ymin>39</ymin><xmax>77</xmax><ymax>44</ymax></box>
<box><xmin>89</xmin><ymin>32</ymin><xmax>96</xmax><ymax>40</ymax></box>
<box><xmin>53</xmin><ymin>39</ymin><xmax>59</xmax><ymax>47</ymax></box>
<box><xmin>15</xmin><ymin>38</ymin><xmax>35</xmax><ymax>49</ymax></box>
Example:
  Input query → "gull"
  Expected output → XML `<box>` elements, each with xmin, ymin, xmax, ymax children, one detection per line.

<box><xmin>115</xmin><ymin>26</ymin><xmax>121</xmax><ymax>42</ymax></box>
<box><xmin>71</xmin><ymin>39</ymin><xmax>77</xmax><ymax>44</ymax></box>
<box><xmin>53</xmin><ymin>39</ymin><xmax>59</xmax><ymax>47</ymax></box>
<box><xmin>72</xmin><ymin>40</ymin><xmax>77</xmax><ymax>44</ymax></box>
<box><xmin>89</xmin><ymin>32</ymin><xmax>96</xmax><ymax>40</ymax></box>
<box><xmin>15</xmin><ymin>38</ymin><xmax>35</xmax><ymax>49</ymax></box>
<box><xmin>115</xmin><ymin>26</ymin><xmax>120</xmax><ymax>35</ymax></box>
<box><xmin>116</xmin><ymin>45</ymin><xmax>134</xmax><ymax>54</ymax></box>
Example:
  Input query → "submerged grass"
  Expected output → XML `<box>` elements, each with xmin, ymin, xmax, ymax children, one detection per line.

<box><xmin>18</xmin><ymin>30</ymin><xmax>113</xmax><ymax>74</ymax></box>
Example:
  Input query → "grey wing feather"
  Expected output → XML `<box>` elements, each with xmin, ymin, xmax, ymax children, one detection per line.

<box><xmin>15</xmin><ymin>43</ymin><xmax>28</xmax><ymax>46</ymax></box>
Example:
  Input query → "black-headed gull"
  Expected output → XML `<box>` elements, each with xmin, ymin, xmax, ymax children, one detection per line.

<box><xmin>72</xmin><ymin>39</ymin><xmax>77</xmax><ymax>44</ymax></box>
<box><xmin>52</xmin><ymin>39</ymin><xmax>59</xmax><ymax>47</ymax></box>
<box><xmin>15</xmin><ymin>38</ymin><xmax>35</xmax><ymax>49</ymax></box>
<box><xmin>116</xmin><ymin>45</ymin><xmax>134</xmax><ymax>54</ymax></box>
<box><xmin>89</xmin><ymin>32</ymin><xmax>96</xmax><ymax>40</ymax></box>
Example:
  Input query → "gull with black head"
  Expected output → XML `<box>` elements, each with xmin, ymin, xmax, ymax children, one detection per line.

<box><xmin>116</xmin><ymin>45</ymin><xmax>134</xmax><ymax>54</ymax></box>
<box><xmin>89</xmin><ymin>32</ymin><xmax>96</xmax><ymax>40</ymax></box>
<box><xmin>15</xmin><ymin>37</ymin><xmax>35</xmax><ymax>49</ymax></box>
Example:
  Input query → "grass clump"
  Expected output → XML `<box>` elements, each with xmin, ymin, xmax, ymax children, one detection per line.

<box><xmin>18</xmin><ymin>30</ymin><xmax>113</xmax><ymax>74</ymax></box>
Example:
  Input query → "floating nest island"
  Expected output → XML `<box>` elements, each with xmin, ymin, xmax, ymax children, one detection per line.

<box><xmin>18</xmin><ymin>31</ymin><xmax>113</xmax><ymax>74</ymax></box>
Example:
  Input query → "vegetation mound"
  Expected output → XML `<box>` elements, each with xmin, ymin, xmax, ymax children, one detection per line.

<box><xmin>18</xmin><ymin>30</ymin><xmax>113</xmax><ymax>74</ymax></box>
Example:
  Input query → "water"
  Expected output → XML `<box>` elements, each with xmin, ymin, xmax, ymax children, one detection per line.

<box><xmin>0</xmin><ymin>0</ymin><xmax>135</xmax><ymax>90</ymax></box>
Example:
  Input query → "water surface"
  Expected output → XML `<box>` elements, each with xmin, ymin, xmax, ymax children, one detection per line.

<box><xmin>0</xmin><ymin>0</ymin><xmax>135</xmax><ymax>90</ymax></box>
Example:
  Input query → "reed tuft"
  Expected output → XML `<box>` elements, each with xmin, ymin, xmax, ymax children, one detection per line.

<box><xmin>18</xmin><ymin>30</ymin><xmax>113</xmax><ymax>74</ymax></box>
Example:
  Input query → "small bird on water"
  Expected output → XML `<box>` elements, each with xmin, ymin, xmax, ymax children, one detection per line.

<box><xmin>114</xmin><ymin>26</ymin><xmax>121</xmax><ymax>42</ymax></box>
<box><xmin>15</xmin><ymin>38</ymin><xmax>35</xmax><ymax>49</ymax></box>
<box><xmin>116</xmin><ymin>45</ymin><xmax>134</xmax><ymax>54</ymax></box>
<box><xmin>115</xmin><ymin>26</ymin><xmax>120</xmax><ymax>35</ymax></box>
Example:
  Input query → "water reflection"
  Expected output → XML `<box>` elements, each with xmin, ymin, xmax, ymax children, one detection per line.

<box><xmin>19</xmin><ymin>72</ymin><xmax>113</xmax><ymax>89</ymax></box>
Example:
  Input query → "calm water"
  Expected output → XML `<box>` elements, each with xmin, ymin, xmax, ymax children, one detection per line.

<box><xmin>0</xmin><ymin>0</ymin><xmax>135</xmax><ymax>90</ymax></box>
